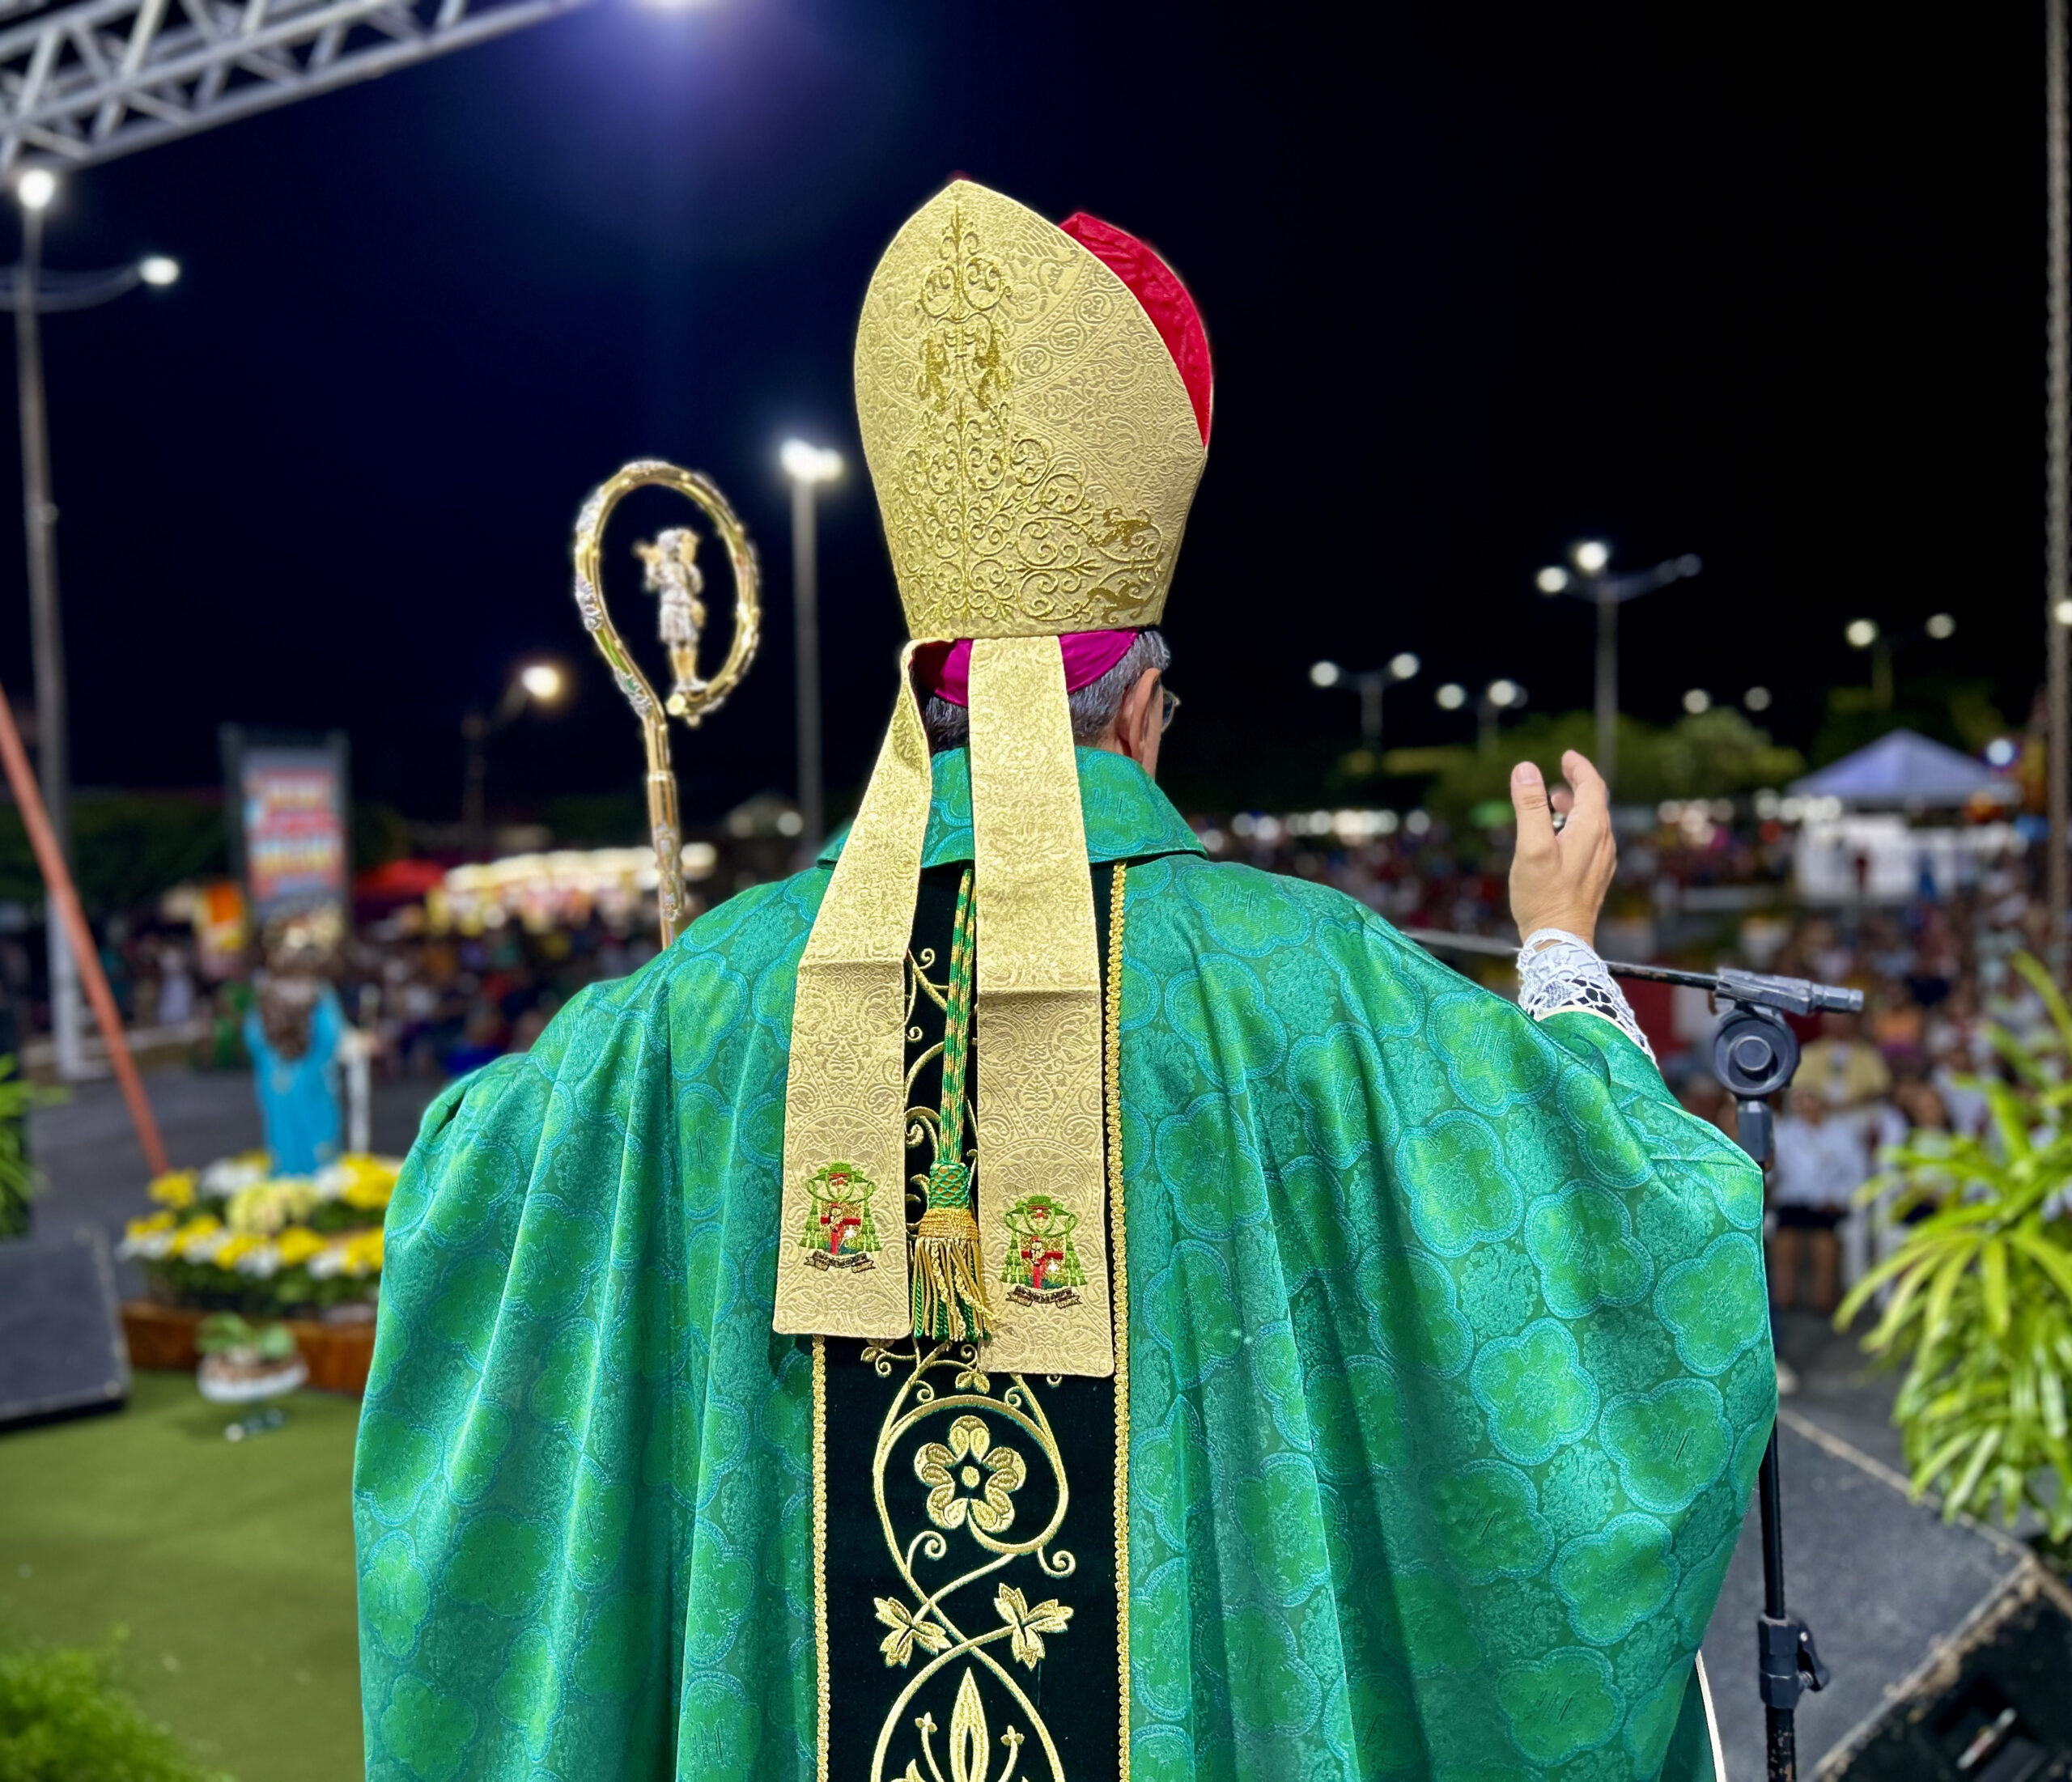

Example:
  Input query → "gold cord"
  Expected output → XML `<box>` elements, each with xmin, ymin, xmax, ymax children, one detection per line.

<box><xmin>1105</xmin><ymin>861</ymin><xmax>1132</xmax><ymax>1778</ymax></box>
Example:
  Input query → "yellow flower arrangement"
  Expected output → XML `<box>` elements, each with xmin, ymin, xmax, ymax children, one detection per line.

<box><xmin>214</xmin><ymin>1233</ymin><xmax>265</xmax><ymax>1269</ymax></box>
<box><xmin>148</xmin><ymin>1169</ymin><xmax>197</xmax><ymax>1211</ymax></box>
<box><xmin>334</xmin><ymin>1154</ymin><xmax>401</xmax><ymax>1213</ymax></box>
<box><xmin>126</xmin><ymin>1151</ymin><xmax>391</xmax><ymax>1313</ymax></box>
<box><xmin>227</xmin><ymin>1178</ymin><xmax>318</xmax><ymax>1236</ymax></box>
<box><xmin>274</xmin><ymin>1226</ymin><xmax>327</xmax><ymax>1267</ymax></box>
<box><xmin>172</xmin><ymin>1215</ymin><xmax>221</xmax><ymax>1248</ymax></box>
<box><xmin>340</xmin><ymin>1229</ymin><xmax>384</xmax><ymax>1276</ymax></box>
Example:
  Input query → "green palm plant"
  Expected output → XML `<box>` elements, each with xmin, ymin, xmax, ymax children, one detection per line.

<box><xmin>1838</xmin><ymin>953</ymin><xmax>2072</xmax><ymax>1538</ymax></box>
<box><xmin>0</xmin><ymin>1054</ymin><xmax>59</xmax><ymax>1239</ymax></box>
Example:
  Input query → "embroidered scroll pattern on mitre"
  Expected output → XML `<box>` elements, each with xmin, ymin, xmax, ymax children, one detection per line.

<box><xmin>854</xmin><ymin>182</ymin><xmax>1205</xmax><ymax>642</ymax></box>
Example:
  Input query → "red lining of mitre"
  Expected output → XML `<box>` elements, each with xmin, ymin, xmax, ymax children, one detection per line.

<box><xmin>1058</xmin><ymin>211</ymin><xmax>1213</xmax><ymax>445</ymax></box>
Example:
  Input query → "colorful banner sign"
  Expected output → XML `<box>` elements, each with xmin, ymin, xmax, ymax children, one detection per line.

<box><xmin>222</xmin><ymin>731</ymin><xmax>350</xmax><ymax>928</ymax></box>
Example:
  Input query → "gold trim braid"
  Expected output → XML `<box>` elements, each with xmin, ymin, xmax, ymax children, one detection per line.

<box><xmin>970</xmin><ymin>638</ymin><xmax>1114</xmax><ymax>1378</ymax></box>
<box><xmin>1106</xmin><ymin>862</ymin><xmax>1131</xmax><ymax>1779</ymax></box>
<box><xmin>775</xmin><ymin>647</ymin><xmax>930</xmax><ymax>1339</ymax></box>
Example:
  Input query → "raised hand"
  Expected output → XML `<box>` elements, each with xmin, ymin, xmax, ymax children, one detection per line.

<box><xmin>1508</xmin><ymin>749</ymin><xmax>1617</xmax><ymax>950</ymax></box>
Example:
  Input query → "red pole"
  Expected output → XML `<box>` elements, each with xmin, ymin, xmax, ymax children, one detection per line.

<box><xmin>0</xmin><ymin>679</ymin><xmax>168</xmax><ymax>1176</ymax></box>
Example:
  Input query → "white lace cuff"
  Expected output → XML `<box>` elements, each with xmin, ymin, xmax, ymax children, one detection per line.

<box><xmin>1516</xmin><ymin>928</ymin><xmax>1656</xmax><ymax>1063</ymax></box>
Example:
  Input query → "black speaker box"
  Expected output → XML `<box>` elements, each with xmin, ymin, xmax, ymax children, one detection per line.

<box><xmin>1701</xmin><ymin>1408</ymin><xmax>2054</xmax><ymax>1779</ymax></box>
<box><xmin>1824</xmin><ymin>1566</ymin><xmax>2072</xmax><ymax>1782</ymax></box>
<box><xmin>0</xmin><ymin>1224</ymin><xmax>129</xmax><ymax>1428</ymax></box>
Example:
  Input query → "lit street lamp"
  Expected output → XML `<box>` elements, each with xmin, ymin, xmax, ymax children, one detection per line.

<box><xmin>1309</xmin><ymin>651</ymin><xmax>1420</xmax><ymax>745</ymax></box>
<box><xmin>1535</xmin><ymin>538</ymin><xmax>1703</xmax><ymax>791</ymax></box>
<box><xmin>780</xmin><ymin>439</ymin><xmax>843</xmax><ymax>854</ymax></box>
<box><xmin>1480</xmin><ymin>677</ymin><xmax>1526</xmax><ymax>753</ymax></box>
<box><xmin>1844</xmin><ymin>612</ymin><xmax>1955</xmax><ymax>711</ymax></box>
<box><xmin>461</xmin><ymin>660</ymin><xmax>567</xmax><ymax>855</ymax></box>
<box><xmin>0</xmin><ymin>168</ymin><xmax>180</xmax><ymax>1078</ymax></box>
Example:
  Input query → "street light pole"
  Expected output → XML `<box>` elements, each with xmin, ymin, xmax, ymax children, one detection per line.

<box><xmin>2051</xmin><ymin>0</ymin><xmax>2070</xmax><ymax>977</ymax></box>
<box><xmin>14</xmin><ymin>183</ymin><xmax>79</xmax><ymax>1076</ymax></box>
<box><xmin>1480</xmin><ymin>679</ymin><xmax>1526</xmax><ymax>755</ymax></box>
<box><xmin>791</xmin><ymin>473</ymin><xmax>822</xmax><ymax>854</ymax></box>
<box><xmin>460</xmin><ymin>661</ymin><xmax>565</xmax><ymax>858</ymax></box>
<box><xmin>1594</xmin><ymin>585</ymin><xmax>1618</xmax><ymax>785</ymax></box>
<box><xmin>1537</xmin><ymin>542</ymin><xmax>1703</xmax><ymax>796</ymax></box>
<box><xmin>1310</xmin><ymin>652</ymin><xmax>1420</xmax><ymax>753</ymax></box>
<box><xmin>780</xmin><ymin>439</ymin><xmax>843</xmax><ymax>855</ymax></box>
<box><xmin>0</xmin><ymin>171</ymin><xmax>177</xmax><ymax>1079</ymax></box>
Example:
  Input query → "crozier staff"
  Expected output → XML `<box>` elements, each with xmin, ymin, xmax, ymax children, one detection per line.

<box><xmin>357</xmin><ymin>181</ymin><xmax>1767</xmax><ymax>1782</ymax></box>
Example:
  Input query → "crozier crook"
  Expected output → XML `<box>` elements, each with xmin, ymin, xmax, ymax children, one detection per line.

<box><xmin>571</xmin><ymin>458</ymin><xmax>762</xmax><ymax>947</ymax></box>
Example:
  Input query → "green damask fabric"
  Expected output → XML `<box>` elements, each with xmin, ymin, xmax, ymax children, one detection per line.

<box><xmin>355</xmin><ymin>747</ymin><xmax>1770</xmax><ymax>1781</ymax></box>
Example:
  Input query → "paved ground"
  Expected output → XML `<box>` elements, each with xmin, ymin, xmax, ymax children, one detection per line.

<box><xmin>27</xmin><ymin>1069</ymin><xmax>441</xmax><ymax>1296</ymax></box>
<box><xmin>1702</xmin><ymin>1310</ymin><xmax>2031</xmax><ymax>1779</ymax></box>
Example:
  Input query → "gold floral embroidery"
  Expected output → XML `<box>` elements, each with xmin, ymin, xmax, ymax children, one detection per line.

<box><xmin>862</xmin><ymin>1342</ymin><xmax>1073</xmax><ymax>1782</ymax></box>
<box><xmin>875</xmin><ymin>1597</ymin><xmax>951</xmax><ymax>1668</ymax></box>
<box><xmin>994</xmin><ymin>1585</ymin><xmax>1072</xmax><ymax>1671</ymax></box>
<box><xmin>916</xmin><ymin>1414</ymin><xmax>1026</xmax><ymax>1534</ymax></box>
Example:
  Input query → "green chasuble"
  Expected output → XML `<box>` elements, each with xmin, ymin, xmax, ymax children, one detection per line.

<box><xmin>355</xmin><ymin>746</ymin><xmax>1771</xmax><ymax>1782</ymax></box>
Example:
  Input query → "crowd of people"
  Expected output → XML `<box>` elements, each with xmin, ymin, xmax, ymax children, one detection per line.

<box><xmin>1212</xmin><ymin>801</ymin><xmax>2053</xmax><ymax>1322</ymax></box>
<box><xmin>43</xmin><ymin>799</ymin><xmax>2061</xmax><ymax>1333</ymax></box>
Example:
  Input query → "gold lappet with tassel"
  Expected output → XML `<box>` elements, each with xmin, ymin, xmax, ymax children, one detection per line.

<box><xmin>775</xmin><ymin>180</ymin><xmax>1208</xmax><ymax>1376</ymax></box>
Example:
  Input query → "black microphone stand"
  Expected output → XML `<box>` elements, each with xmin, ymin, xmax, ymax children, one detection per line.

<box><xmin>1409</xmin><ymin>936</ymin><xmax>1853</xmax><ymax>1780</ymax></box>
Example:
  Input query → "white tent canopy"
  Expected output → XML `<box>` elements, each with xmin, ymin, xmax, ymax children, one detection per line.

<box><xmin>1790</xmin><ymin>728</ymin><xmax>2014</xmax><ymax>808</ymax></box>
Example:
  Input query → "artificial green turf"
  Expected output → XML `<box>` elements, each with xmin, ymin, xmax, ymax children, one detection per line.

<box><xmin>0</xmin><ymin>1370</ymin><xmax>363</xmax><ymax>1781</ymax></box>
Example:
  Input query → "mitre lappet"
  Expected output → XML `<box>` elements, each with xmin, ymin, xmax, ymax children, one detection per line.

<box><xmin>774</xmin><ymin>179</ymin><xmax>1214</xmax><ymax>1375</ymax></box>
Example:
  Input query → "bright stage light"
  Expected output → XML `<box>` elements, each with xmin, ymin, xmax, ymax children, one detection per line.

<box><xmin>1535</xmin><ymin>566</ymin><xmax>1569</xmax><ymax>594</ymax></box>
<box><xmin>1926</xmin><ymin>612</ymin><xmax>1955</xmax><ymax>639</ymax></box>
<box><xmin>16</xmin><ymin>168</ymin><xmax>56</xmax><ymax>212</ymax></box>
<box><xmin>1488</xmin><ymin>679</ymin><xmax>1521</xmax><ymax>709</ymax></box>
<box><xmin>1436</xmin><ymin>683</ymin><xmax>1467</xmax><ymax>711</ymax></box>
<box><xmin>1845</xmin><ymin>618</ymin><xmax>1879</xmax><ymax>649</ymax></box>
<box><xmin>138</xmin><ymin>255</ymin><xmax>180</xmax><ymax>286</ymax></box>
<box><xmin>1572</xmin><ymin>540</ymin><xmax>1610</xmax><ymax>575</ymax></box>
<box><xmin>1389</xmin><ymin>652</ymin><xmax>1420</xmax><ymax>681</ymax></box>
<box><xmin>1744</xmin><ymin>686</ymin><xmax>1773</xmax><ymax>712</ymax></box>
<box><xmin>2057</xmin><ymin>599</ymin><xmax>2072</xmax><ymax>626</ymax></box>
<box><xmin>781</xmin><ymin>439</ymin><xmax>843</xmax><ymax>483</ymax></box>
<box><xmin>1985</xmin><ymin>736</ymin><xmax>2019</xmax><ymax>767</ymax></box>
<box><xmin>1683</xmin><ymin>689</ymin><xmax>1711</xmax><ymax>715</ymax></box>
<box><xmin>520</xmin><ymin>663</ymin><xmax>565</xmax><ymax>702</ymax></box>
<box><xmin>1310</xmin><ymin>660</ymin><xmax>1341</xmax><ymax>688</ymax></box>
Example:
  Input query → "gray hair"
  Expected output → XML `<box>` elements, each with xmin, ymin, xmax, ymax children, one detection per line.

<box><xmin>921</xmin><ymin>629</ymin><xmax>1172</xmax><ymax>753</ymax></box>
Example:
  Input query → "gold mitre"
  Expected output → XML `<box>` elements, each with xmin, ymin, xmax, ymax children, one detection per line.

<box><xmin>854</xmin><ymin>179</ymin><xmax>1208</xmax><ymax>642</ymax></box>
<box><xmin>776</xmin><ymin>181</ymin><xmax>1211</xmax><ymax>1377</ymax></box>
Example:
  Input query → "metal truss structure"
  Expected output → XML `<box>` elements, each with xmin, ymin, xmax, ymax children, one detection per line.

<box><xmin>0</xmin><ymin>0</ymin><xmax>597</xmax><ymax>171</ymax></box>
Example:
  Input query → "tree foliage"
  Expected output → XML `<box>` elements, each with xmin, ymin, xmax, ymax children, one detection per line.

<box><xmin>1837</xmin><ymin>953</ymin><xmax>2072</xmax><ymax>1538</ymax></box>
<box><xmin>1376</xmin><ymin>708</ymin><xmax>1807</xmax><ymax>817</ymax></box>
<box><xmin>0</xmin><ymin>794</ymin><xmax>227</xmax><ymax>919</ymax></box>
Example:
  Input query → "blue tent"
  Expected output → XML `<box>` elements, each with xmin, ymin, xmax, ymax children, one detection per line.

<box><xmin>1790</xmin><ymin>728</ymin><xmax>2012</xmax><ymax>808</ymax></box>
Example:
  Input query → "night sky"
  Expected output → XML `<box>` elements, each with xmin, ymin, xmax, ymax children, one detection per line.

<box><xmin>0</xmin><ymin>2</ymin><xmax>2044</xmax><ymax>828</ymax></box>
